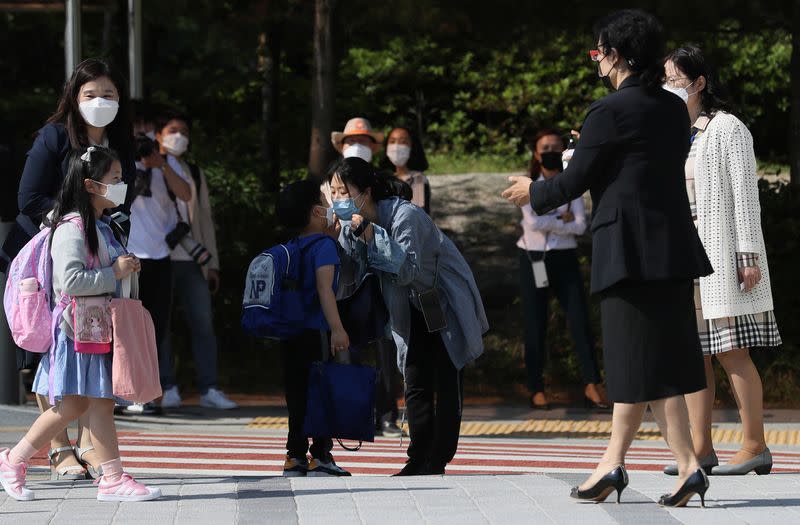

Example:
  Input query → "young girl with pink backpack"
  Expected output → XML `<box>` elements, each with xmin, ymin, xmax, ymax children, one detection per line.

<box><xmin>0</xmin><ymin>146</ymin><xmax>161</xmax><ymax>502</ymax></box>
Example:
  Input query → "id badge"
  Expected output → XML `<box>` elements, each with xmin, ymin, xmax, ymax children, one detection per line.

<box><xmin>532</xmin><ymin>260</ymin><xmax>549</xmax><ymax>288</ymax></box>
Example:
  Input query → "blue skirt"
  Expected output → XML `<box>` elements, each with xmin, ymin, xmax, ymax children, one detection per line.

<box><xmin>32</xmin><ymin>327</ymin><xmax>115</xmax><ymax>401</ymax></box>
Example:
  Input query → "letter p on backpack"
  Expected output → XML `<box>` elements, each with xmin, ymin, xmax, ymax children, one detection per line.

<box><xmin>242</xmin><ymin>240</ymin><xmax>309</xmax><ymax>340</ymax></box>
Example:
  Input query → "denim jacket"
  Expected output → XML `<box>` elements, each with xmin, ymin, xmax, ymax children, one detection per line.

<box><xmin>339</xmin><ymin>197</ymin><xmax>489</xmax><ymax>374</ymax></box>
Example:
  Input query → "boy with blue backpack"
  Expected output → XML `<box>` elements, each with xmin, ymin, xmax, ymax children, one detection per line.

<box><xmin>243</xmin><ymin>179</ymin><xmax>351</xmax><ymax>477</ymax></box>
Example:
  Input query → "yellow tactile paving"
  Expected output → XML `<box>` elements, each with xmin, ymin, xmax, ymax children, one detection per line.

<box><xmin>246</xmin><ymin>416</ymin><xmax>800</xmax><ymax>446</ymax></box>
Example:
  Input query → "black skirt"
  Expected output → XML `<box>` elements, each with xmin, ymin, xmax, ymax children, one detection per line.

<box><xmin>600</xmin><ymin>279</ymin><xmax>706</xmax><ymax>403</ymax></box>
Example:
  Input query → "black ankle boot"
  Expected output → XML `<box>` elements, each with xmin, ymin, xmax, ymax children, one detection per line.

<box><xmin>658</xmin><ymin>469</ymin><xmax>710</xmax><ymax>508</ymax></box>
<box><xmin>570</xmin><ymin>465</ymin><xmax>629</xmax><ymax>503</ymax></box>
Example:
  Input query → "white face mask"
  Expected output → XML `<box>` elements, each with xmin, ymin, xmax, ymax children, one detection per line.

<box><xmin>386</xmin><ymin>144</ymin><xmax>411</xmax><ymax>167</ymax></box>
<box><xmin>662</xmin><ymin>79</ymin><xmax>696</xmax><ymax>104</ymax></box>
<box><xmin>78</xmin><ymin>97</ymin><xmax>119</xmax><ymax>128</ymax></box>
<box><xmin>343</xmin><ymin>142</ymin><xmax>373</xmax><ymax>162</ymax></box>
<box><xmin>95</xmin><ymin>181</ymin><xmax>128</xmax><ymax>207</ymax></box>
<box><xmin>161</xmin><ymin>132</ymin><xmax>190</xmax><ymax>156</ymax></box>
<box><xmin>145</xmin><ymin>131</ymin><xmax>156</xmax><ymax>140</ymax></box>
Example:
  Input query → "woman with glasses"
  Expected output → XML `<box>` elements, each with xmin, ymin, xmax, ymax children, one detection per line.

<box><xmin>660</xmin><ymin>45</ymin><xmax>780</xmax><ymax>478</ymax></box>
<box><xmin>504</xmin><ymin>10</ymin><xmax>712</xmax><ymax>507</ymax></box>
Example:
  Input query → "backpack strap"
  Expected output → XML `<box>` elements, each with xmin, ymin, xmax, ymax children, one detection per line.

<box><xmin>279</xmin><ymin>244</ymin><xmax>291</xmax><ymax>277</ymax></box>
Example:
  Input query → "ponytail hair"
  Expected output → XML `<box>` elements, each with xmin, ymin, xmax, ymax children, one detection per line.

<box><xmin>327</xmin><ymin>157</ymin><xmax>404</xmax><ymax>201</ymax></box>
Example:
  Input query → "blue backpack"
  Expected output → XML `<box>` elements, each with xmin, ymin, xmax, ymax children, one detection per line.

<box><xmin>241</xmin><ymin>235</ymin><xmax>327</xmax><ymax>340</ymax></box>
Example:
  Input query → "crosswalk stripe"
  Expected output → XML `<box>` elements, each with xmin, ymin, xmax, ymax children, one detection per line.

<box><xmin>29</xmin><ymin>431</ymin><xmax>800</xmax><ymax>477</ymax></box>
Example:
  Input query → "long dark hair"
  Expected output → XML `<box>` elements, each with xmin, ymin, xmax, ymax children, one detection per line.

<box><xmin>327</xmin><ymin>157</ymin><xmax>401</xmax><ymax>201</ymax></box>
<box><xmin>46</xmin><ymin>146</ymin><xmax>119</xmax><ymax>256</ymax></box>
<box><xmin>379</xmin><ymin>126</ymin><xmax>430</xmax><ymax>172</ymax></box>
<box><xmin>665</xmin><ymin>45</ymin><xmax>731</xmax><ymax>115</ymax></box>
<box><xmin>46</xmin><ymin>58</ymin><xmax>133</xmax><ymax>159</ymax></box>
<box><xmin>594</xmin><ymin>9</ymin><xmax>665</xmax><ymax>90</ymax></box>
<box><xmin>527</xmin><ymin>128</ymin><xmax>563</xmax><ymax>179</ymax></box>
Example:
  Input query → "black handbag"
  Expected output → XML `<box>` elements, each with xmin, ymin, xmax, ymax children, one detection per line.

<box><xmin>337</xmin><ymin>274</ymin><xmax>389</xmax><ymax>348</ymax></box>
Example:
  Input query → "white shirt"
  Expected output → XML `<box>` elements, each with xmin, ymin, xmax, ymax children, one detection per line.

<box><xmin>516</xmin><ymin>175</ymin><xmax>587</xmax><ymax>252</ymax></box>
<box><xmin>127</xmin><ymin>160</ymin><xmax>182</xmax><ymax>260</ymax></box>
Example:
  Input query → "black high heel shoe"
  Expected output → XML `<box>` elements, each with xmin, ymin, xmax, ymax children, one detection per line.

<box><xmin>570</xmin><ymin>465</ymin><xmax>628</xmax><ymax>503</ymax></box>
<box><xmin>658</xmin><ymin>468</ymin><xmax>710</xmax><ymax>508</ymax></box>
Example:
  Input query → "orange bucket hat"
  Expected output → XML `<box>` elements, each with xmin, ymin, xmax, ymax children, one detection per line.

<box><xmin>331</xmin><ymin>117</ymin><xmax>384</xmax><ymax>153</ymax></box>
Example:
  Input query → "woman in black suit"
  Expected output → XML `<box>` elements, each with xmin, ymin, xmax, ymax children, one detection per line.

<box><xmin>504</xmin><ymin>10</ymin><xmax>713</xmax><ymax>507</ymax></box>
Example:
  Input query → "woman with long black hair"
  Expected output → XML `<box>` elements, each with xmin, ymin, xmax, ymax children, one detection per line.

<box><xmin>2</xmin><ymin>58</ymin><xmax>136</xmax><ymax>480</ymax></box>
<box><xmin>504</xmin><ymin>10</ymin><xmax>713</xmax><ymax>506</ymax></box>
<box><xmin>330</xmin><ymin>157</ymin><xmax>488</xmax><ymax>476</ymax></box>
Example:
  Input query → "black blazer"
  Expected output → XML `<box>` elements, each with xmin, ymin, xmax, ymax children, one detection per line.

<box><xmin>1</xmin><ymin>123</ymin><xmax>136</xmax><ymax>267</ymax></box>
<box><xmin>531</xmin><ymin>76</ymin><xmax>713</xmax><ymax>294</ymax></box>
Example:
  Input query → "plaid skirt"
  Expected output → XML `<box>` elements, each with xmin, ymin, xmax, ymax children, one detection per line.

<box><xmin>694</xmin><ymin>281</ymin><xmax>782</xmax><ymax>355</ymax></box>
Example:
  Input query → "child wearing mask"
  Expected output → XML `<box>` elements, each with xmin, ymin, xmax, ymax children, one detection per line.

<box><xmin>276</xmin><ymin>179</ymin><xmax>352</xmax><ymax>477</ymax></box>
<box><xmin>1</xmin><ymin>146</ymin><xmax>160</xmax><ymax>502</ymax></box>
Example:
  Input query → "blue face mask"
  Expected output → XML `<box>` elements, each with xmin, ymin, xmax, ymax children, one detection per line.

<box><xmin>332</xmin><ymin>193</ymin><xmax>363</xmax><ymax>220</ymax></box>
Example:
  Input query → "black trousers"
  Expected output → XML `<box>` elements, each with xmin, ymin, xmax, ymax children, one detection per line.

<box><xmin>518</xmin><ymin>248</ymin><xmax>601</xmax><ymax>393</ymax></box>
<box><xmin>280</xmin><ymin>330</ymin><xmax>333</xmax><ymax>460</ymax></box>
<box><xmin>138</xmin><ymin>257</ymin><xmax>174</xmax><ymax>389</ymax></box>
<box><xmin>350</xmin><ymin>338</ymin><xmax>400</xmax><ymax>425</ymax></box>
<box><xmin>405</xmin><ymin>303</ymin><xmax>463</xmax><ymax>470</ymax></box>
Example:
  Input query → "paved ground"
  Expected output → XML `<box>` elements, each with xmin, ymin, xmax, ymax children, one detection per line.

<box><xmin>1</xmin><ymin>403</ymin><xmax>799</xmax><ymax>524</ymax></box>
<box><xmin>3</xmin><ymin>471</ymin><xmax>800</xmax><ymax>525</ymax></box>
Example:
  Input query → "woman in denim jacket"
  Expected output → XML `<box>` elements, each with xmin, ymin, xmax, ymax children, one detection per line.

<box><xmin>329</xmin><ymin>157</ymin><xmax>489</xmax><ymax>476</ymax></box>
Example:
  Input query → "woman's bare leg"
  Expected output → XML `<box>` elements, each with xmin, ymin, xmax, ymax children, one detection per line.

<box><xmin>649</xmin><ymin>395</ymin><xmax>701</xmax><ymax>491</ymax></box>
<box><xmin>683</xmin><ymin>356</ymin><xmax>715</xmax><ymax>457</ymax></box>
<box><xmin>716</xmin><ymin>348</ymin><xmax>767</xmax><ymax>463</ymax></box>
<box><xmin>578</xmin><ymin>402</ymin><xmax>646</xmax><ymax>490</ymax></box>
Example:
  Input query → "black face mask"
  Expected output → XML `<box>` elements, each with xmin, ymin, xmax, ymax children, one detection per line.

<box><xmin>597</xmin><ymin>54</ymin><xmax>615</xmax><ymax>90</ymax></box>
<box><xmin>540</xmin><ymin>151</ymin><xmax>563</xmax><ymax>171</ymax></box>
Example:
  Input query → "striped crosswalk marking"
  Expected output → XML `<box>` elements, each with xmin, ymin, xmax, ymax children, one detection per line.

<box><xmin>29</xmin><ymin>432</ymin><xmax>800</xmax><ymax>477</ymax></box>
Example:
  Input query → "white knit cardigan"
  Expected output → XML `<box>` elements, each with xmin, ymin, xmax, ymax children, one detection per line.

<box><xmin>693</xmin><ymin>112</ymin><xmax>774</xmax><ymax>319</ymax></box>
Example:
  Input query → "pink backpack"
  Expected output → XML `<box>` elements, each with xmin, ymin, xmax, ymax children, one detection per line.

<box><xmin>3</xmin><ymin>217</ymin><xmax>82</xmax><ymax>353</ymax></box>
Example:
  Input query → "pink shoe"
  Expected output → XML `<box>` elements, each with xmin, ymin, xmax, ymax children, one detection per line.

<box><xmin>0</xmin><ymin>448</ymin><xmax>34</xmax><ymax>501</ymax></box>
<box><xmin>96</xmin><ymin>473</ymin><xmax>162</xmax><ymax>502</ymax></box>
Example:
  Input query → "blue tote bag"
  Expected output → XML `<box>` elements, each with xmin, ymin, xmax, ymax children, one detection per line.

<box><xmin>303</xmin><ymin>361</ymin><xmax>377</xmax><ymax>449</ymax></box>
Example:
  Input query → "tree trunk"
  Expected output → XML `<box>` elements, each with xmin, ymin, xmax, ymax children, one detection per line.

<box><xmin>259</xmin><ymin>23</ymin><xmax>282</xmax><ymax>193</ymax></box>
<box><xmin>790</xmin><ymin>0</ymin><xmax>800</xmax><ymax>187</ymax></box>
<box><xmin>308</xmin><ymin>0</ymin><xmax>336</xmax><ymax>179</ymax></box>
<box><xmin>101</xmin><ymin>0</ymin><xmax>116</xmax><ymax>55</ymax></box>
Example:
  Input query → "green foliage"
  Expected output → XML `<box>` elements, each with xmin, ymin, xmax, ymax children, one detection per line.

<box><xmin>2</xmin><ymin>1</ymin><xmax>798</xmax><ymax>399</ymax></box>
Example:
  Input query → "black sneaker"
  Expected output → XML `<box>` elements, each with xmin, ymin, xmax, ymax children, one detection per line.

<box><xmin>393</xmin><ymin>461</ymin><xmax>428</xmax><ymax>477</ymax></box>
<box><xmin>283</xmin><ymin>455</ymin><xmax>309</xmax><ymax>477</ymax></box>
<box><xmin>307</xmin><ymin>456</ymin><xmax>351</xmax><ymax>477</ymax></box>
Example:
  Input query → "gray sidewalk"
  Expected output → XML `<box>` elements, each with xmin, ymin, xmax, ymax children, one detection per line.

<box><xmin>2</xmin><ymin>471</ymin><xmax>800</xmax><ymax>525</ymax></box>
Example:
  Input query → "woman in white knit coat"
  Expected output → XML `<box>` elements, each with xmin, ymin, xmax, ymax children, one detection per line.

<box><xmin>662</xmin><ymin>46</ymin><xmax>781</xmax><ymax>476</ymax></box>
